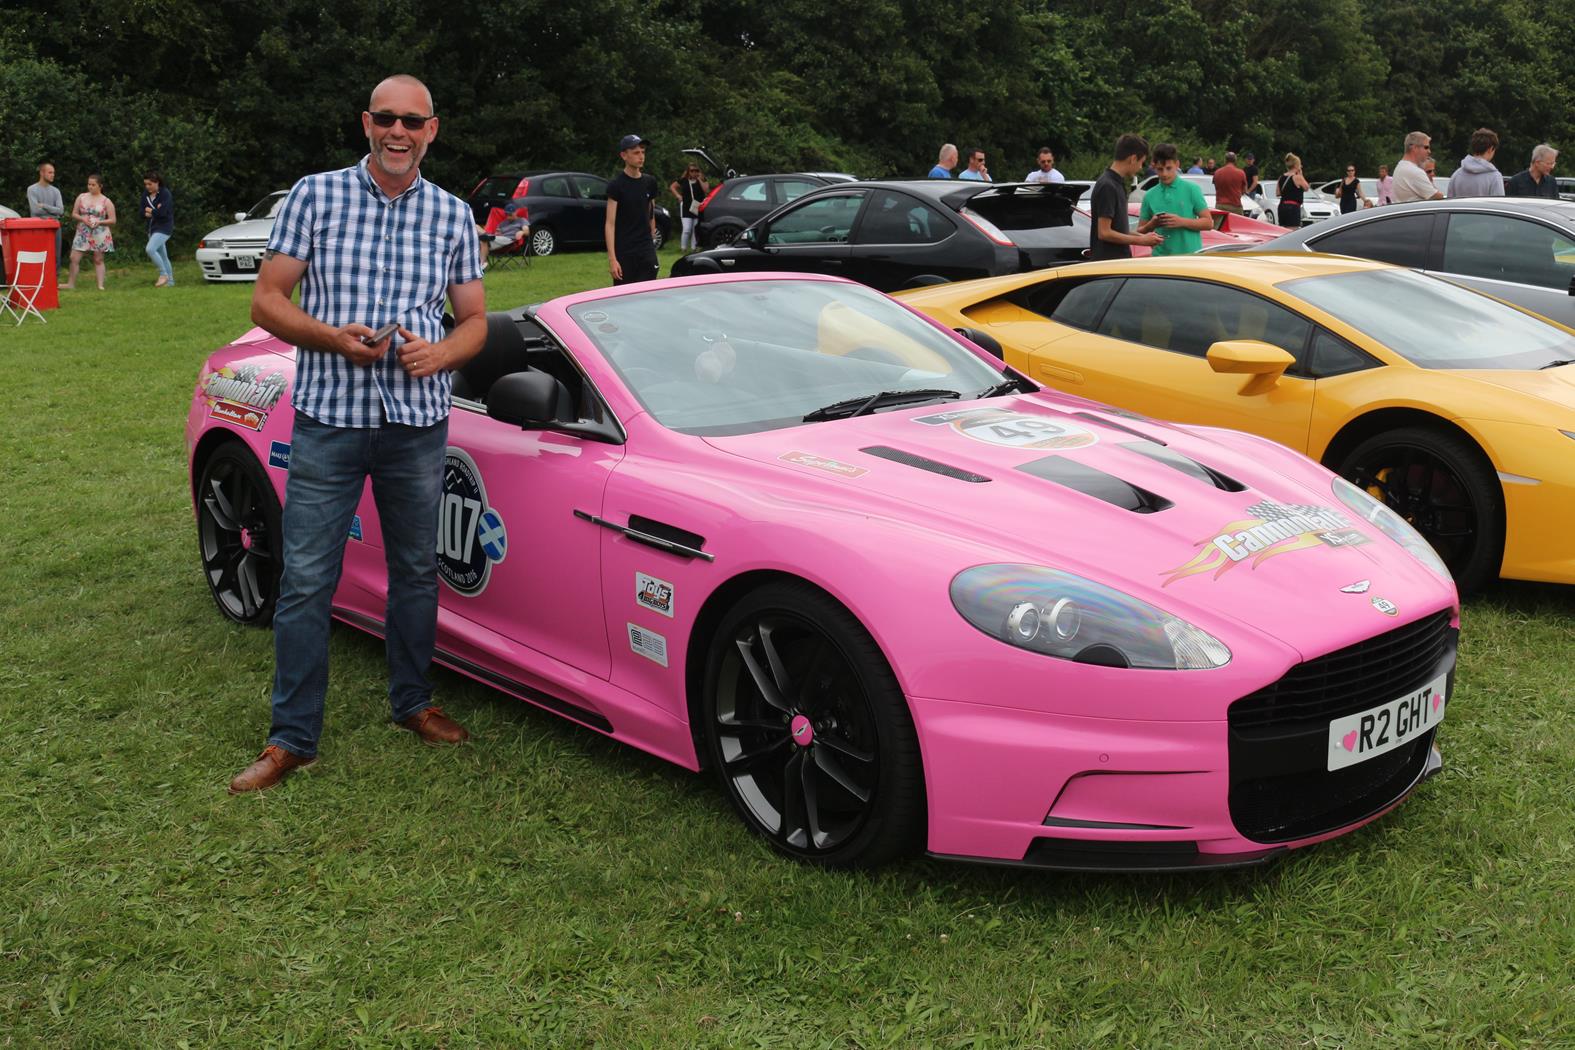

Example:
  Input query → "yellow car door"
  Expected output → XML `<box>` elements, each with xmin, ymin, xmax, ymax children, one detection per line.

<box><xmin>1016</xmin><ymin>274</ymin><xmax>1317</xmax><ymax>453</ymax></box>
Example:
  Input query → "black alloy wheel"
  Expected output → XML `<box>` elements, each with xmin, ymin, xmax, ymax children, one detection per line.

<box><xmin>530</xmin><ymin>226</ymin><xmax>557</xmax><ymax>257</ymax></box>
<box><xmin>707</xmin><ymin>224</ymin><xmax>744</xmax><ymax>248</ymax></box>
<box><xmin>1338</xmin><ymin>426</ymin><xmax>1504</xmax><ymax>594</ymax></box>
<box><xmin>703</xmin><ymin>582</ymin><xmax>925</xmax><ymax>868</ymax></box>
<box><xmin>651</xmin><ymin>224</ymin><xmax>665</xmax><ymax>251</ymax></box>
<box><xmin>197</xmin><ymin>443</ymin><xmax>283</xmax><ymax>626</ymax></box>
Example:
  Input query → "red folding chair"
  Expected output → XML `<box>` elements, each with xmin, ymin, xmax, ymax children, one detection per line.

<box><xmin>1</xmin><ymin>250</ymin><xmax>50</xmax><ymax>325</ymax></box>
<box><xmin>481</xmin><ymin>205</ymin><xmax>532</xmax><ymax>271</ymax></box>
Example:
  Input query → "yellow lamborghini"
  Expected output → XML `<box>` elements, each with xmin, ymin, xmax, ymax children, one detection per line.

<box><xmin>899</xmin><ymin>254</ymin><xmax>1575</xmax><ymax>591</ymax></box>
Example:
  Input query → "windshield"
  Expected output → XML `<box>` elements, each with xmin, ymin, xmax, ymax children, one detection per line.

<box><xmin>568</xmin><ymin>280</ymin><xmax>1005</xmax><ymax>435</ymax></box>
<box><xmin>1284</xmin><ymin>268</ymin><xmax>1575</xmax><ymax>369</ymax></box>
<box><xmin>247</xmin><ymin>193</ymin><xmax>287</xmax><ymax>221</ymax></box>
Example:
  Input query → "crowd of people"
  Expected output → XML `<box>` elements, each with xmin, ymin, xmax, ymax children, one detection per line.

<box><xmin>20</xmin><ymin>162</ymin><xmax>178</xmax><ymax>290</ymax></box>
<box><xmin>922</xmin><ymin>128</ymin><xmax>1561</xmax><ymax>255</ymax></box>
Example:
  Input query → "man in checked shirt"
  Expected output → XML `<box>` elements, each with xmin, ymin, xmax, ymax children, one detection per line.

<box><xmin>230</xmin><ymin>74</ymin><xmax>487</xmax><ymax>793</ymax></box>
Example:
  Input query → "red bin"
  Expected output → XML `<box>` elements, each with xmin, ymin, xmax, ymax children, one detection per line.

<box><xmin>2</xmin><ymin>217</ymin><xmax>61</xmax><ymax>311</ymax></box>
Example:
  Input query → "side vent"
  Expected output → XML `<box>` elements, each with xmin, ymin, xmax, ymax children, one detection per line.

<box><xmin>1017</xmin><ymin>456</ymin><xmax>1173</xmax><ymax>513</ymax></box>
<box><xmin>860</xmin><ymin>446</ymin><xmax>991</xmax><ymax>483</ymax></box>
<box><xmin>1119</xmin><ymin>442</ymin><xmax>1245</xmax><ymax>492</ymax></box>
<box><xmin>1070</xmin><ymin>411</ymin><xmax>1167</xmax><ymax>445</ymax></box>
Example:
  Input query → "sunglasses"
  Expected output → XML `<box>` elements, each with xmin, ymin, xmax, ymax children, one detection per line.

<box><xmin>368</xmin><ymin>111</ymin><xmax>434</xmax><ymax>131</ymax></box>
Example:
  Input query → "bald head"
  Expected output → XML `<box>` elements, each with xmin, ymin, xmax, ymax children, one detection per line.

<box><xmin>370</xmin><ymin>74</ymin><xmax>433</xmax><ymax>114</ymax></box>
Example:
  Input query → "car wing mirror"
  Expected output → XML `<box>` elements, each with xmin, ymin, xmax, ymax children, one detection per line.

<box><xmin>1206</xmin><ymin>339</ymin><xmax>1295</xmax><ymax>395</ymax></box>
<box><xmin>234</xmin><ymin>212</ymin><xmax>247</xmax><ymax>222</ymax></box>
<box><xmin>487</xmin><ymin>370</ymin><xmax>564</xmax><ymax>428</ymax></box>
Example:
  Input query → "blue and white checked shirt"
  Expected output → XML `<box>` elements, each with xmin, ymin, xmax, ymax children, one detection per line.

<box><xmin>267</xmin><ymin>157</ymin><xmax>483</xmax><ymax>428</ymax></box>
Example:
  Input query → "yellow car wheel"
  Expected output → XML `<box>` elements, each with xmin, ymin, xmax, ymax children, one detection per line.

<box><xmin>1339</xmin><ymin>426</ymin><xmax>1504</xmax><ymax>595</ymax></box>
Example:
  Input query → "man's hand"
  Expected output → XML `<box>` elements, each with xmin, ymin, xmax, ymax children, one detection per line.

<box><xmin>395</xmin><ymin>327</ymin><xmax>452</xmax><ymax>378</ymax></box>
<box><xmin>334</xmin><ymin>324</ymin><xmax>392</xmax><ymax>366</ymax></box>
<box><xmin>1138</xmin><ymin>232</ymin><xmax>1164</xmax><ymax>246</ymax></box>
<box><xmin>1154</xmin><ymin>212</ymin><xmax>1182</xmax><ymax>228</ymax></box>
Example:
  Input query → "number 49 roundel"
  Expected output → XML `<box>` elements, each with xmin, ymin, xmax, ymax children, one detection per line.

<box><xmin>437</xmin><ymin>447</ymin><xmax>508</xmax><ymax>597</ymax></box>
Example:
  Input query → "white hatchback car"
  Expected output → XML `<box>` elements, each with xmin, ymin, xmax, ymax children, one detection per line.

<box><xmin>195</xmin><ymin>191</ymin><xmax>286</xmax><ymax>282</ymax></box>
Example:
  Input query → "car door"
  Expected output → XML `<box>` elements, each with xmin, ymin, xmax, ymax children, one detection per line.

<box><xmin>734</xmin><ymin>191</ymin><xmax>864</xmax><ymax>276</ymax></box>
<box><xmin>435</xmin><ymin>400</ymin><xmax>625</xmax><ymax>685</ymax></box>
<box><xmin>571</xmin><ymin>176</ymin><xmax>611</xmax><ymax>246</ymax></box>
<box><xmin>1431</xmin><ymin>211</ymin><xmax>1575</xmax><ymax>326</ymax></box>
<box><xmin>845</xmin><ymin>188</ymin><xmax>962</xmax><ymax>291</ymax></box>
<box><xmin>534</xmin><ymin>174</ymin><xmax>580</xmax><ymax>242</ymax></box>
<box><xmin>1028</xmin><ymin>276</ymin><xmax>1318</xmax><ymax>451</ymax></box>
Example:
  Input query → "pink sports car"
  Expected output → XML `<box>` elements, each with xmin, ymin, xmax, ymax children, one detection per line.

<box><xmin>187</xmin><ymin>273</ymin><xmax>1458</xmax><ymax>871</ymax></box>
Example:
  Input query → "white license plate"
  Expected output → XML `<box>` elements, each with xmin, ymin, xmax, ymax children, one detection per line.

<box><xmin>1327</xmin><ymin>674</ymin><xmax>1446</xmax><ymax>771</ymax></box>
<box><xmin>236</xmin><ymin>255</ymin><xmax>257</xmax><ymax>270</ymax></box>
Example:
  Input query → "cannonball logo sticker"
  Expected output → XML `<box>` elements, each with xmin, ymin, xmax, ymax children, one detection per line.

<box><xmin>914</xmin><ymin>407</ymin><xmax>1097</xmax><ymax>450</ymax></box>
<box><xmin>437</xmin><ymin>448</ymin><xmax>507</xmax><ymax>596</ymax></box>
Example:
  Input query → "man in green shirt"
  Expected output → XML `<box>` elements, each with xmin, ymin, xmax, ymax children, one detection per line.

<box><xmin>1136</xmin><ymin>143</ymin><xmax>1213</xmax><ymax>256</ymax></box>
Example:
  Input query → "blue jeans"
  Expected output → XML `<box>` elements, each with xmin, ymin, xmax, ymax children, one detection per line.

<box><xmin>267</xmin><ymin>412</ymin><xmax>449</xmax><ymax>759</ymax></box>
<box><xmin>145</xmin><ymin>231</ymin><xmax>173</xmax><ymax>282</ymax></box>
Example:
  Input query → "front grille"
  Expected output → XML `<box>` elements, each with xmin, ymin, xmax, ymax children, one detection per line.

<box><xmin>1227</xmin><ymin>611</ymin><xmax>1455</xmax><ymax>843</ymax></box>
<box><xmin>1232</xmin><ymin>611</ymin><xmax>1452</xmax><ymax>733</ymax></box>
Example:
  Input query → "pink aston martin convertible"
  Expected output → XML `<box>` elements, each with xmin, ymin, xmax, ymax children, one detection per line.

<box><xmin>187</xmin><ymin>273</ymin><xmax>1458</xmax><ymax>872</ymax></box>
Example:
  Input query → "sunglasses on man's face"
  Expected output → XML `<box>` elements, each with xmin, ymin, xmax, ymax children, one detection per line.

<box><xmin>368</xmin><ymin>111</ymin><xmax>434</xmax><ymax>131</ymax></box>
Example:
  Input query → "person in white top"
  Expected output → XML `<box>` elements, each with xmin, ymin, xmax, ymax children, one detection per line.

<box><xmin>1024</xmin><ymin>147</ymin><xmax>1066</xmax><ymax>183</ymax></box>
<box><xmin>1391</xmin><ymin>131</ymin><xmax>1444</xmax><ymax>203</ymax></box>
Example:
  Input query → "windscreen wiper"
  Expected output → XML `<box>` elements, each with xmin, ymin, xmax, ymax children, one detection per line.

<box><xmin>975</xmin><ymin>371</ymin><xmax>1035</xmax><ymax>398</ymax></box>
<box><xmin>1538</xmin><ymin>358</ymin><xmax>1575</xmax><ymax>369</ymax></box>
<box><xmin>802</xmin><ymin>389</ymin><xmax>962</xmax><ymax>422</ymax></box>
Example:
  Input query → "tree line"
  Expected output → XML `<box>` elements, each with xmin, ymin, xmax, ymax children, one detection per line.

<box><xmin>4</xmin><ymin>0</ymin><xmax>1570</xmax><ymax>253</ymax></box>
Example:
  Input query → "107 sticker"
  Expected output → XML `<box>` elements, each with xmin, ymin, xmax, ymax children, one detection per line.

<box><xmin>437</xmin><ymin>448</ymin><xmax>508</xmax><ymax>596</ymax></box>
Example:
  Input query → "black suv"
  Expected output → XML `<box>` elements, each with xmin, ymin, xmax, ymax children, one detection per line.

<box><xmin>672</xmin><ymin>179</ymin><xmax>1090</xmax><ymax>292</ymax></box>
<box><xmin>695</xmin><ymin>173</ymin><xmax>856</xmax><ymax>247</ymax></box>
<box><xmin>466</xmin><ymin>171</ymin><xmax>673</xmax><ymax>256</ymax></box>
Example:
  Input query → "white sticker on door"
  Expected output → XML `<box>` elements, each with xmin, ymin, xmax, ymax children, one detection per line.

<box><xmin>627</xmin><ymin>623</ymin><xmax>669</xmax><ymax>667</ymax></box>
<box><xmin>635</xmin><ymin>572</ymin><xmax>675</xmax><ymax>618</ymax></box>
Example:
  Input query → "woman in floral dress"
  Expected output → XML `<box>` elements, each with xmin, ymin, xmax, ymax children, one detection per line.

<box><xmin>64</xmin><ymin>174</ymin><xmax>116</xmax><ymax>290</ymax></box>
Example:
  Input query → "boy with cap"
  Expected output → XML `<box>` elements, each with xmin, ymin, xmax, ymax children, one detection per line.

<box><xmin>605</xmin><ymin>134</ymin><xmax>660</xmax><ymax>284</ymax></box>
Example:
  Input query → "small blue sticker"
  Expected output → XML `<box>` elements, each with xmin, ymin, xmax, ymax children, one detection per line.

<box><xmin>348</xmin><ymin>515</ymin><xmax>363</xmax><ymax>541</ymax></box>
<box><xmin>478</xmin><ymin>508</ymin><xmax>508</xmax><ymax>563</ymax></box>
<box><xmin>268</xmin><ymin>441</ymin><xmax>291</xmax><ymax>469</ymax></box>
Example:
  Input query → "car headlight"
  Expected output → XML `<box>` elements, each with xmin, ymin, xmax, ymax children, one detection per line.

<box><xmin>1332</xmin><ymin>477</ymin><xmax>1451</xmax><ymax>581</ymax></box>
<box><xmin>205</xmin><ymin>239</ymin><xmax>224</xmax><ymax>249</ymax></box>
<box><xmin>950</xmin><ymin>564</ymin><xmax>1231</xmax><ymax>670</ymax></box>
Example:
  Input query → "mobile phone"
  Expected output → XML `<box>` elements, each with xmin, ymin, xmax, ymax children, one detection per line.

<box><xmin>362</xmin><ymin>322</ymin><xmax>398</xmax><ymax>345</ymax></box>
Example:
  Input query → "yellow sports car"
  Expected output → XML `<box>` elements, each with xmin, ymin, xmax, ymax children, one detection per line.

<box><xmin>899</xmin><ymin>254</ymin><xmax>1575</xmax><ymax>591</ymax></box>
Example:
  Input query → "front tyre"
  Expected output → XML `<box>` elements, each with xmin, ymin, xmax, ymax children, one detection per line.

<box><xmin>702</xmin><ymin>582</ymin><xmax>925</xmax><ymax>868</ymax></box>
<box><xmin>529</xmin><ymin>226</ymin><xmax>557</xmax><ymax>257</ymax></box>
<box><xmin>196</xmin><ymin>442</ymin><xmax>283</xmax><ymax>626</ymax></box>
<box><xmin>1338</xmin><ymin>426</ymin><xmax>1503</xmax><ymax>594</ymax></box>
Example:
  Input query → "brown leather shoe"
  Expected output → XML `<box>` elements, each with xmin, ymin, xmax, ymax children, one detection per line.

<box><xmin>398</xmin><ymin>704</ymin><xmax>470</xmax><ymax>745</ymax></box>
<box><xmin>228</xmin><ymin>745</ymin><xmax>316</xmax><ymax>794</ymax></box>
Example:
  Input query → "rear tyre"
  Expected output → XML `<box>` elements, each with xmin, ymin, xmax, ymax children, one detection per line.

<box><xmin>651</xmin><ymin>224</ymin><xmax>666</xmax><ymax>251</ymax></box>
<box><xmin>530</xmin><ymin>226</ymin><xmax>557</xmax><ymax>257</ymax></box>
<box><xmin>702</xmin><ymin>582</ymin><xmax>925</xmax><ymax>868</ymax></box>
<box><xmin>1337</xmin><ymin>426</ymin><xmax>1503</xmax><ymax>594</ymax></box>
<box><xmin>197</xmin><ymin>442</ymin><xmax>283</xmax><ymax>626</ymax></box>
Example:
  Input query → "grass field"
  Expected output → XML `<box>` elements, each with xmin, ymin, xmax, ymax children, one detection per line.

<box><xmin>2</xmin><ymin>250</ymin><xmax>1573</xmax><ymax>1048</ymax></box>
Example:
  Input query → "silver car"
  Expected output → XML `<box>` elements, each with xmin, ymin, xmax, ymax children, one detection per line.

<box><xmin>1253</xmin><ymin>197</ymin><xmax>1575</xmax><ymax>327</ymax></box>
<box><xmin>195</xmin><ymin>191</ymin><xmax>287</xmax><ymax>282</ymax></box>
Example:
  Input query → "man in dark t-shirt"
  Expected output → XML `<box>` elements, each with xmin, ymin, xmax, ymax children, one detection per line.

<box><xmin>1090</xmin><ymin>133</ymin><xmax>1162</xmax><ymax>261</ymax></box>
<box><xmin>605</xmin><ymin>133</ymin><xmax>660</xmax><ymax>284</ymax></box>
